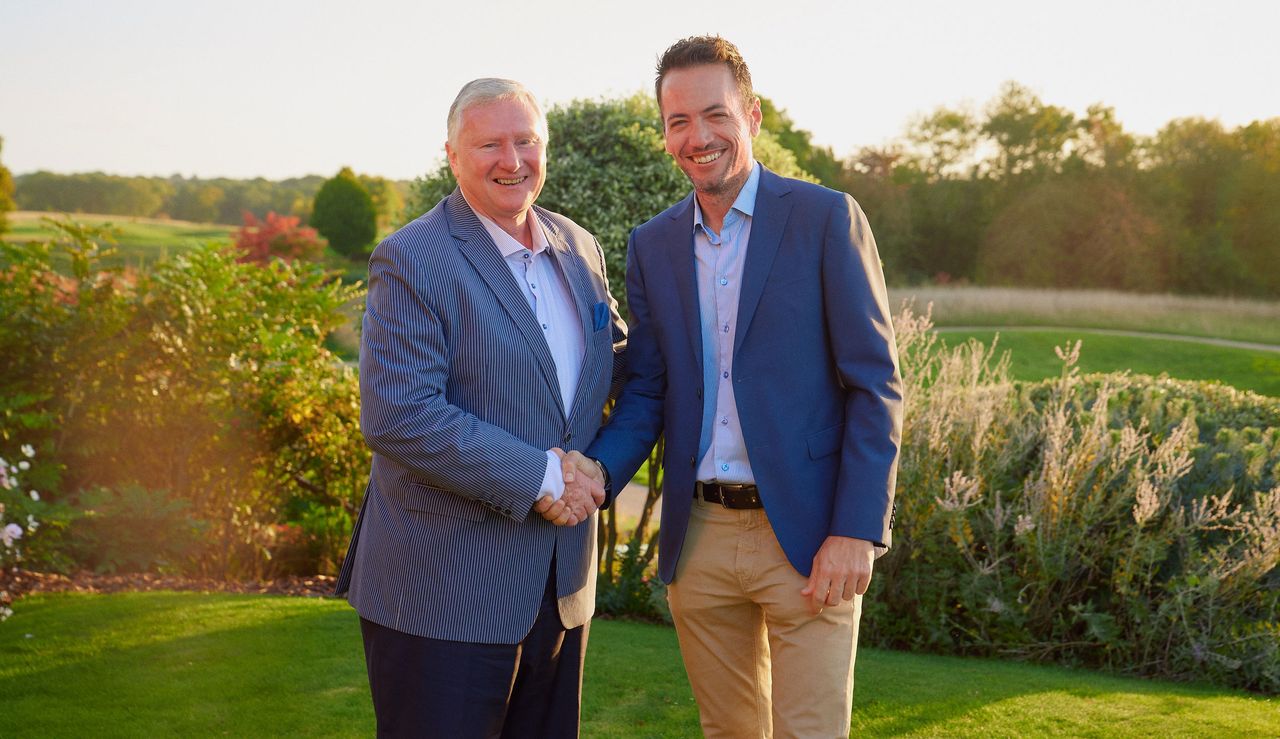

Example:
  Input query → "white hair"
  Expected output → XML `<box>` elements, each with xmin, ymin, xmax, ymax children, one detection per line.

<box><xmin>446</xmin><ymin>78</ymin><xmax>548</xmax><ymax>146</ymax></box>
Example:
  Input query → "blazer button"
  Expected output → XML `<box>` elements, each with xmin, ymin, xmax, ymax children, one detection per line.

<box><xmin>696</xmin><ymin>387</ymin><xmax>702</xmax><ymax>399</ymax></box>
<box><xmin>689</xmin><ymin>456</ymin><xmax>696</xmax><ymax>467</ymax></box>
<box><xmin>563</xmin><ymin>432</ymin><xmax>573</xmax><ymax>444</ymax></box>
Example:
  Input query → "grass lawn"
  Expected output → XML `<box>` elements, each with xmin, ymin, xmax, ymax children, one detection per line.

<box><xmin>1</xmin><ymin>592</ymin><xmax>1275</xmax><ymax>737</ymax></box>
<box><xmin>892</xmin><ymin>285</ymin><xmax>1280</xmax><ymax>346</ymax></box>
<box><xmin>941</xmin><ymin>328</ymin><xmax>1280</xmax><ymax>397</ymax></box>
<box><xmin>5</xmin><ymin>211</ymin><xmax>234</xmax><ymax>268</ymax></box>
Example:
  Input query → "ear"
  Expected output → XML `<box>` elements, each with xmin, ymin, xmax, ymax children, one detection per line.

<box><xmin>747</xmin><ymin>96</ymin><xmax>762</xmax><ymax>137</ymax></box>
<box><xmin>445</xmin><ymin>142</ymin><xmax>459</xmax><ymax>176</ymax></box>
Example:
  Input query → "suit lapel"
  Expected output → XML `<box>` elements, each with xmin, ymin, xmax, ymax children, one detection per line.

<box><xmin>666</xmin><ymin>195</ymin><xmax>704</xmax><ymax>376</ymax></box>
<box><xmin>539</xmin><ymin>210</ymin><xmax>600</xmax><ymax>424</ymax></box>
<box><xmin>734</xmin><ymin>169</ymin><xmax>792</xmax><ymax>357</ymax></box>
<box><xmin>446</xmin><ymin>191</ymin><xmax>566</xmax><ymax>415</ymax></box>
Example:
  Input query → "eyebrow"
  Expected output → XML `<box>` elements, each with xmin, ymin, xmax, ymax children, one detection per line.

<box><xmin>666</xmin><ymin>103</ymin><xmax>730</xmax><ymax>123</ymax></box>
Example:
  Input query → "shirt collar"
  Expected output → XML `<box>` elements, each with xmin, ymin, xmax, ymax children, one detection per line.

<box><xmin>461</xmin><ymin>191</ymin><xmax>550</xmax><ymax>257</ymax></box>
<box><xmin>692</xmin><ymin>161</ymin><xmax>761</xmax><ymax>234</ymax></box>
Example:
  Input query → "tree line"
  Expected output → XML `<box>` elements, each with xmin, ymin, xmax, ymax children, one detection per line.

<box><xmin>813</xmin><ymin>83</ymin><xmax>1279</xmax><ymax>298</ymax></box>
<box><xmin>9</xmin><ymin>170</ymin><xmax>408</xmax><ymax>232</ymax></box>
<box><xmin>6</xmin><ymin>80</ymin><xmax>1279</xmax><ymax>298</ymax></box>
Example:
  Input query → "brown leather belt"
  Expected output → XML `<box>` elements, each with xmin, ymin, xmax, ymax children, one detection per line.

<box><xmin>695</xmin><ymin>481</ymin><xmax>763</xmax><ymax>509</ymax></box>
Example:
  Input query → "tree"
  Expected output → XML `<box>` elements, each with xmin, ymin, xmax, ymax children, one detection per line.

<box><xmin>758</xmin><ymin>96</ymin><xmax>843</xmax><ymax>186</ymax></box>
<box><xmin>358</xmin><ymin>174</ymin><xmax>406</xmax><ymax>233</ymax></box>
<box><xmin>310</xmin><ymin>167</ymin><xmax>377</xmax><ymax>258</ymax></box>
<box><xmin>983</xmin><ymin>81</ymin><xmax>1077</xmax><ymax>179</ymax></box>
<box><xmin>0</xmin><ymin>137</ymin><xmax>14</xmax><ymax>235</ymax></box>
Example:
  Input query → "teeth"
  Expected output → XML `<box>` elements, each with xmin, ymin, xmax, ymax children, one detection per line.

<box><xmin>692</xmin><ymin>151</ymin><xmax>722</xmax><ymax>164</ymax></box>
<box><xmin>496</xmin><ymin>177</ymin><xmax>526</xmax><ymax>185</ymax></box>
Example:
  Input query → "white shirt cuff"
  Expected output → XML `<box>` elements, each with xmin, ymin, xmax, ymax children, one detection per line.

<box><xmin>541</xmin><ymin>451</ymin><xmax>566</xmax><ymax>502</ymax></box>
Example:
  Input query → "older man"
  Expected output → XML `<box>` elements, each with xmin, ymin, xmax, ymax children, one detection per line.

<box><xmin>335</xmin><ymin>78</ymin><xmax>625</xmax><ymax>738</ymax></box>
<box><xmin>576</xmin><ymin>36</ymin><xmax>902</xmax><ymax>737</ymax></box>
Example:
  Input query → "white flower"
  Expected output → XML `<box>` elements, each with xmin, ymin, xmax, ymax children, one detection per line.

<box><xmin>27</xmin><ymin>514</ymin><xmax>38</xmax><ymax>532</ymax></box>
<box><xmin>2</xmin><ymin>523</ymin><xmax>23</xmax><ymax>548</ymax></box>
<box><xmin>29</xmin><ymin>490</ymin><xmax>39</xmax><ymax>502</ymax></box>
<box><xmin>18</xmin><ymin>460</ymin><xmax>30</xmax><ymax>471</ymax></box>
<box><xmin>0</xmin><ymin>606</ymin><xmax>13</xmax><ymax>622</ymax></box>
<box><xmin>20</xmin><ymin>445</ymin><xmax>34</xmax><ymax>458</ymax></box>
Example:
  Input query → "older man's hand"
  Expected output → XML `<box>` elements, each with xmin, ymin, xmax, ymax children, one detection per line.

<box><xmin>532</xmin><ymin>449</ymin><xmax>606</xmax><ymax>526</ymax></box>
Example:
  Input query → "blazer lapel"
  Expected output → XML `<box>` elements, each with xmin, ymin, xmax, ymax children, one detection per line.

<box><xmin>446</xmin><ymin>191</ymin><xmax>566</xmax><ymax>414</ymax></box>
<box><xmin>539</xmin><ymin>211</ymin><xmax>601</xmax><ymax>424</ymax></box>
<box><xmin>734</xmin><ymin>169</ymin><xmax>792</xmax><ymax>357</ymax></box>
<box><xmin>666</xmin><ymin>195</ymin><xmax>704</xmax><ymax>376</ymax></box>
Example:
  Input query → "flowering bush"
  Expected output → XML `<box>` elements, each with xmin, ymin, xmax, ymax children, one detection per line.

<box><xmin>234</xmin><ymin>211</ymin><xmax>324</xmax><ymax>264</ymax></box>
<box><xmin>863</xmin><ymin>305</ymin><xmax>1280</xmax><ymax>693</ymax></box>
<box><xmin>1</xmin><ymin>444</ymin><xmax>40</xmax><ymax>621</ymax></box>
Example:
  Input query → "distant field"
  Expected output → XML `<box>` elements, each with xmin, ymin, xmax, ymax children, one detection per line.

<box><xmin>941</xmin><ymin>328</ymin><xmax>1280</xmax><ymax>397</ymax></box>
<box><xmin>892</xmin><ymin>286</ymin><xmax>1280</xmax><ymax>346</ymax></box>
<box><xmin>4</xmin><ymin>210</ymin><xmax>234</xmax><ymax>266</ymax></box>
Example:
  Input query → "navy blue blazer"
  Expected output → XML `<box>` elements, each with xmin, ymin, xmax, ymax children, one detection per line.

<box><xmin>336</xmin><ymin>190</ymin><xmax>626</xmax><ymax>643</ymax></box>
<box><xmin>587</xmin><ymin>167</ymin><xmax>902</xmax><ymax>583</ymax></box>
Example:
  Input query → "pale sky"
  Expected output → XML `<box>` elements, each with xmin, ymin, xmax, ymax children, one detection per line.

<box><xmin>2</xmin><ymin>0</ymin><xmax>1277</xmax><ymax>181</ymax></box>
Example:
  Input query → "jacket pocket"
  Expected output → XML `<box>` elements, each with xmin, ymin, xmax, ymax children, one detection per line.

<box><xmin>806</xmin><ymin>423</ymin><xmax>844</xmax><ymax>460</ymax></box>
<box><xmin>405</xmin><ymin>483</ymin><xmax>487</xmax><ymax>522</ymax></box>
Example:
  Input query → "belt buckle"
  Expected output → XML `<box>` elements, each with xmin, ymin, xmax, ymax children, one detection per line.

<box><xmin>718</xmin><ymin>482</ymin><xmax>749</xmax><ymax>509</ymax></box>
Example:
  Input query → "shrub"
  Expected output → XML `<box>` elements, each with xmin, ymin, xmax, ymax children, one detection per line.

<box><xmin>865</xmin><ymin>305</ymin><xmax>1280</xmax><ymax>693</ymax></box>
<box><xmin>68</xmin><ymin>484</ymin><xmax>205</xmax><ymax>573</ymax></box>
<box><xmin>234</xmin><ymin>211</ymin><xmax>324</xmax><ymax>264</ymax></box>
<box><xmin>310</xmin><ymin>167</ymin><xmax>376</xmax><ymax>258</ymax></box>
<box><xmin>0</xmin><ymin>221</ymin><xmax>368</xmax><ymax>578</ymax></box>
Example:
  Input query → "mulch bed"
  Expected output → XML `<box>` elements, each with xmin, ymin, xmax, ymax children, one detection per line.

<box><xmin>0</xmin><ymin>567</ymin><xmax>338</xmax><ymax>605</ymax></box>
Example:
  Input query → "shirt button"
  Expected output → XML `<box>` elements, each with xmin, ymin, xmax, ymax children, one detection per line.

<box><xmin>523</xmin><ymin>253</ymin><xmax>530</xmax><ymax>259</ymax></box>
<box><xmin>531</xmin><ymin>284</ymin><xmax>537</xmax><ymax>289</ymax></box>
<box><xmin>720</xmin><ymin>417</ymin><xmax>728</xmax><ymax>425</ymax></box>
<box><xmin>720</xmin><ymin>463</ymin><xmax>729</xmax><ymax>472</ymax></box>
<box><xmin>722</xmin><ymin>371</ymin><xmax>729</xmax><ymax>379</ymax></box>
<box><xmin>719</xmin><ymin>277</ymin><xmax>728</xmax><ymax>286</ymax></box>
<box><xmin>542</xmin><ymin>323</ymin><xmax>549</xmax><ymax>330</ymax></box>
<box><xmin>722</xmin><ymin>324</ymin><xmax>729</xmax><ymax>333</ymax></box>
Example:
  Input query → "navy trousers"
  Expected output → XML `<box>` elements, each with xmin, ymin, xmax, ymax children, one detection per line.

<box><xmin>360</xmin><ymin>566</ymin><xmax>588</xmax><ymax>738</ymax></box>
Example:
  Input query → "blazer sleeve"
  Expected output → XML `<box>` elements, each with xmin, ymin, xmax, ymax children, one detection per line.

<box><xmin>359</xmin><ymin>234</ymin><xmax>548</xmax><ymax>522</ymax></box>
<box><xmin>823</xmin><ymin>195</ymin><xmax>903</xmax><ymax>546</ymax></box>
<box><xmin>587</xmin><ymin>229</ymin><xmax>667</xmax><ymax>500</ymax></box>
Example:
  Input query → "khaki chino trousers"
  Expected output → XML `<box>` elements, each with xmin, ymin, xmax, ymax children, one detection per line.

<box><xmin>668</xmin><ymin>496</ymin><xmax>862</xmax><ymax>739</ymax></box>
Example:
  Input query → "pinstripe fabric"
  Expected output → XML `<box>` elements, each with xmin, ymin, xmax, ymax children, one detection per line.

<box><xmin>335</xmin><ymin>189</ymin><xmax>626</xmax><ymax>644</ymax></box>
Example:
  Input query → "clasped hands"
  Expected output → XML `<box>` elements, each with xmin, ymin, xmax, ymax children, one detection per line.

<box><xmin>533</xmin><ymin>449</ymin><xmax>605</xmax><ymax>527</ymax></box>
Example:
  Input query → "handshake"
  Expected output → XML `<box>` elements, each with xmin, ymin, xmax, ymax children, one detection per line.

<box><xmin>534</xmin><ymin>449</ymin><xmax>606</xmax><ymax>527</ymax></box>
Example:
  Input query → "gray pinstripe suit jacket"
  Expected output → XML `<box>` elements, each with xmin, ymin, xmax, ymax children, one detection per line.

<box><xmin>335</xmin><ymin>190</ymin><xmax>626</xmax><ymax>644</ymax></box>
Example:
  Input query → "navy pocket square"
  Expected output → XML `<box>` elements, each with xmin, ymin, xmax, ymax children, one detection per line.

<box><xmin>593</xmin><ymin>302</ymin><xmax>609</xmax><ymax>331</ymax></box>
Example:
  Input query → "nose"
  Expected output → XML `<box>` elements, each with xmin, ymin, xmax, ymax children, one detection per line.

<box><xmin>498</xmin><ymin>141</ymin><xmax>521</xmax><ymax>172</ymax></box>
<box><xmin>691</xmin><ymin>118</ymin><xmax>715</xmax><ymax>147</ymax></box>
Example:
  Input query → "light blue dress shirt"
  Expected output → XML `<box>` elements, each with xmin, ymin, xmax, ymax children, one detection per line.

<box><xmin>693</xmin><ymin>162</ymin><xmax>761</xmax><ymax>484</ymax></box>
<box><xmin>468</xmin><ymin>199</ymin><xmax>584</xmax><ymax>501</ymax></box>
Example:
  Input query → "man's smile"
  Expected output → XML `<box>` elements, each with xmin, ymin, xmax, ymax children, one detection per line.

<box><xmin>495</xmin><ymin>176</ymin><xmax>528</xmax><ymax>185</ymax></box>
<box><xmin>691</xmin><ymin>151</ymin><xmax>723</xmax><ymax>164</ymax></box>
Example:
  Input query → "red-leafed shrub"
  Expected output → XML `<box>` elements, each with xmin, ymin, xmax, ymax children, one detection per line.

<box><xmin>234</xmin><ymin>211</ymin><xmax>324</xmax><ymax>264</ymax></box>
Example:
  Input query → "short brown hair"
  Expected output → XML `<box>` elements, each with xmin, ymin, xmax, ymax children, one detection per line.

<box><xmin>654</xmin><ymin>35</ymin><xmax>754</xmax><ymax>112</ymax></box>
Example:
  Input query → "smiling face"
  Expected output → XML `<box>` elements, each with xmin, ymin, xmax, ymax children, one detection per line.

<box><xmin>446</xmin><ymin>97</ymin><xmax>547</xmax><ymax>229</ymax></box>
<box><xmin>659</xmin><ymin>63</ymin><xmax>761</xmax><ymax>202</ymax></box>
